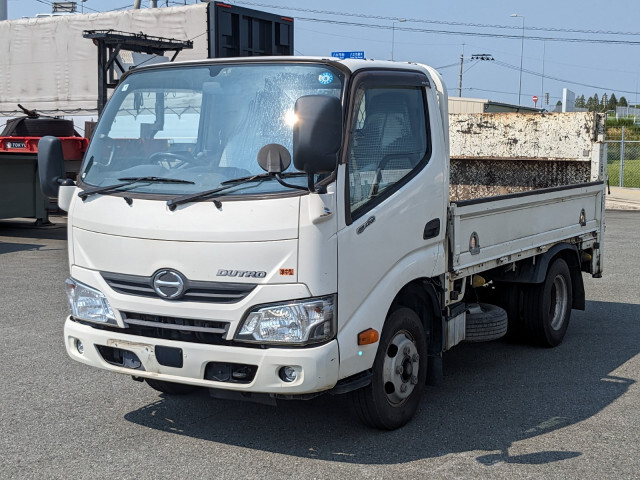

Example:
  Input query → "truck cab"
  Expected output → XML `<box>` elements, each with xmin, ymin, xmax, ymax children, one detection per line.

<box><xmin>38</xmin><ymin>57</ymin><xmax>604</xmax><ymax>430</ymax></box>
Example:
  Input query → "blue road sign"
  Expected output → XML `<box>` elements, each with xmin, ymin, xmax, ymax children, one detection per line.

<box><xmin>331</xmin><ymin>51</ymin><xmax>365</xmax><ymax>60</ymax></box>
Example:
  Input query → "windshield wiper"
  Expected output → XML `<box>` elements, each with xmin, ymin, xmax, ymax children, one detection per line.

<box><xmin>167</xmin><ymin>172</ymin><xmax>307</xmax><ymax>211</ymax></box>
<box><xmin>220</xmin><ymin>172</ymin><xmax>306</xmax><ymax>186</ymax></box>
<box><xmin>78</xmin><ymin>176</ymin><xmax>195</xmax><ymax>201</ymax></box>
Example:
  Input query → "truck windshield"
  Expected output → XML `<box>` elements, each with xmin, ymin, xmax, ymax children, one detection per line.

<box><xmin>80</xmin><ymin>63</ymin><xmax>344</xmax><ymax>196</ymax></box>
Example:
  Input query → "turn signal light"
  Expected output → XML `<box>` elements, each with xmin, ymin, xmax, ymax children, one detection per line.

<box><xmin>358</xmin><ymin>328</ymin><xmax>379</xmax><ymax>345</ymax></box>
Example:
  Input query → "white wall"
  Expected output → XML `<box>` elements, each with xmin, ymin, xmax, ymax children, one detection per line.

<box><xmin>0</xmin><ymin>4</ymin><xmax>208</xmax><ymax>118</ymax></box>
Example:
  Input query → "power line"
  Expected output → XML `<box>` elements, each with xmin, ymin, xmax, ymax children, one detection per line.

<box><xmin>33</xmin><ymin>1</ymin><xmax>197</xmax><ymax>15</ymax></box>
<box><xmin>31</xmin><ymin>1</ymin><xmax>640</xmax><ymax>46</ymax></box>
<box><xmin>234</xmin><ymin>1</ymin><xmax>640</xmax><ymax>37</ymax></box>
<box><xmin>28</xmin><ymin>0</ymin><xmax>640</xmax><ymax>42</ymax></box>
<box><xmin>488</xmin><ymin>59</ymin><xmax>639</xmax><ymax>95</ymax></box>
<box><xmin>34</xmin><ymin>0</ymin><xmax>113</xmax><ymax>14</ymax></box>
<box><xmin>294</xmin><ymin>17</ymin><xmax>640</xmax><ymax>46</ymax></box>
<box><xmin>436</xmin><ymin>62</ymin><xmax>460</xmax><ymax>70</ymax></box>
<box><xmin>462</xmin><ymin>87</ymin><xmax>561</xmax><ymax>101</ymax></box>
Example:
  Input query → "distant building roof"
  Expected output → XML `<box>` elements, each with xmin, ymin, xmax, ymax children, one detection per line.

<box><xmin>449</xmin><ymin>96</ymin><xmax>543</xmax><ymax>114</ymax></box>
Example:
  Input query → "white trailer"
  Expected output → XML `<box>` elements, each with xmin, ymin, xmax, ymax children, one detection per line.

<box><xmin>38</xmin><ymin>57</ymin><xmax>605</xmax><ymax>430</ymax></box>
<box><xmin>0</xmin><ymin>2</ymin><xmax>293</xmax><ymax>122</ymax></box>
<box><xmin>0</xmin><ymin>4</ymin><xmax>208</xmax><ymax>117</ymax></box>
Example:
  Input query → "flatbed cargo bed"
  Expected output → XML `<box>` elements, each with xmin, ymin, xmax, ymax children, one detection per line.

<box><xmin>448</xmin><ymin>181</ymin><xmax>605</xmax><ymax>280</ymax></box>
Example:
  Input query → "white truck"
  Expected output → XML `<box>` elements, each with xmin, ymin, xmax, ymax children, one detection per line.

<box><xmin>38</xmin><ymin>57</ymin><xmax>605</xmax><ymax>430</ymax></box>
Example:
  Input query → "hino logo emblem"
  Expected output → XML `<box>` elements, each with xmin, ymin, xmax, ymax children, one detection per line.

<box><xmin>152</xmin><ymin>269</ymin><xmax>186</xmax><ymax>299</ymax></box>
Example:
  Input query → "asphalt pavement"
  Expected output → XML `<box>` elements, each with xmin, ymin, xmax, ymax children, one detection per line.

<box><xmin>0</xmin><ymin>211</ymin><xmax>638</xmax><ymax>479</ymax></box>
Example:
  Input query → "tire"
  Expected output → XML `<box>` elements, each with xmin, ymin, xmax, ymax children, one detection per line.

<box><xmin>351</xmin><ymin>307</ymin><xmax>427</xmax><ymax>430</ymax></box>
<box><xmin>493</xmin><ymin>282</ymin><xmax>526</xmax><ymax>341</ymax></box>
<box><xmin>464</xmin><ymin>303</ymin><xmax>508</xmax><ymax>342</ymax></box>
<box><xmin>145</xmin><ymin>378</ymin><xmax>200</xmax><ymax>395</ymax></box>
<box><xmin>523</xmin><ymin>258</ymin><xmax>573</xmax><ymax>347</ymax></box>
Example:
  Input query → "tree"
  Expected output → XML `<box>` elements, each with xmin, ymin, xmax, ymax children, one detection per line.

<box><xmin>575</xmin><ymin>94</ymin><xmax>586</xmax><ymax>108</ymax></box>
<box><xmin>593</xmin><ymin>93</ymin><xmax>599</xmax><ymax>111</ymax></box>
<box><xmin>619</xmin><ymin>96</ymin><xmax>628</xmax><ymax>107</ymax></box>
<box><xmin>585</xmin><ymin>96</ymin><xmax>596</xmax><ymax>111</ymax></box>
<box><xmin>607</xmin><ymin>93</ymin><xmax>618</xmax><ymax>111</ymax></box>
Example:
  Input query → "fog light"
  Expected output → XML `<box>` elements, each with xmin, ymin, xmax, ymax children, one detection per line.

<box><xmin>75</xmin><ymin>339</ymin><xmax>84</xmax><ymax>355</ymax></box>
<box><xmin>279</xmin><ymin>366</ymin><xmax>297</xmax><ymax>383</ymax></box>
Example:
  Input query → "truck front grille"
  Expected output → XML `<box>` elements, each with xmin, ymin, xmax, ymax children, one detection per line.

<box><xmin>117</xmin><ymin>312</ymin><xmax>231</xmax><ymax>345</ymax></box>
<box><xmin>101</xmin><ymin>271</ymin><xmax>256</xmax><ymax>303</ymax></box>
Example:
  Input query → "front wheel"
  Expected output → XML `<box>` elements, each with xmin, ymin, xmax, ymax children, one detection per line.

<box><xmin>351</xmin><ymin>307</ymin><xmax>427</xmax><ymax>430</ymax></box>
<box><xmin>523</xmin><ymin>258</ymin><xmax>573</xmax><ymax>347</ymax></box>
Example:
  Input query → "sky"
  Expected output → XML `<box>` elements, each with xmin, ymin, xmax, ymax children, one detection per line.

<box><xmin>6</xmin><ymin>0</ymin><xmax>640</xmax><ymax>108</ymax></box>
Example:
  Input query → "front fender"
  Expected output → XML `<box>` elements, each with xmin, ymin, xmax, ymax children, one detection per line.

<box><xmin>336</xmin><ymin>243</ymin><xmax>444</xmax><ymax>380</ymax></box>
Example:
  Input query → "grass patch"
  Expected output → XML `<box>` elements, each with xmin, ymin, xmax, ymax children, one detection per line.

<box><xmin>607</xmin><ymin>126</ymin><xmax>640</xmax><ymax>141</ymax></box>
<box><xmin>607</xmin><ymin>158</ymin><xmax>640</xmax><ymax>187</ymax></box>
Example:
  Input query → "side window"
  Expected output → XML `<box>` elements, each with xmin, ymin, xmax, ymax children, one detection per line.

<box><xmin>347</xmin><ymin>86</ymin><xmax>428</xmax><ymax>218</ymax></box>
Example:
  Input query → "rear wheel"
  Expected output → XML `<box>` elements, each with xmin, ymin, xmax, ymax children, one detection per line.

<box><xmin>145</xmin><ymin>379</ymin><xmax>200</xmax><ymax>395</ymax></box>
<box><xmin>493</xmin><ymin>282</ymin><xmax>526</xmax><ymax>341</ymax></box>
<box><xmin>351</xmin><ymin>307</ymin><xmax>427</xmax><ymax>430</ymax></box>
<box><xmin>523</xmin><ymin>258</ymin><xmax>573</xmax><ymax>347</ymax></box>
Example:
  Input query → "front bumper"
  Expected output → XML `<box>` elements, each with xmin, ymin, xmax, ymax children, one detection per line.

<box><xmin>64</xmin><ymin>317</ymin><xmax>340</xmax><ymax>394</ymax></box>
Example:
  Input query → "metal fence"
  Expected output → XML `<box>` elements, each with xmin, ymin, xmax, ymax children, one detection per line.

<box><xmin>606</xmin><ymin>136</ymin><xmax>640</xmax><ymax>188</ymax></box>
<box><xmin>615</xmin><ymin>106</ymin><xmax>640</xmax><ymax>120</ymax></box>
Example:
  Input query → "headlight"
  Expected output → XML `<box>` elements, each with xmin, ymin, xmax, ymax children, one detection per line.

<box><xmin>65</xmin><ymin>278</ymin><xmax>117</xmax><ymax>325</ymax></box>
<box><xmin>235</xmin><ymin>295</ymin><xmax>336</xmax><ymax>346</ymax></box>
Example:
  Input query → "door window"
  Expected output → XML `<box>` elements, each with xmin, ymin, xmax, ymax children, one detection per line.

<box><xmin>347</xmin><ymin>85</ymin><xmax>429</xmax><ymax>219</ymax></box>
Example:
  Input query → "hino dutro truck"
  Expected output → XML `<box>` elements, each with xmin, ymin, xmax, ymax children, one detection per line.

<box><xmin>38</xmin><ymin>57</ymin><xmax>605</xmax><ymax>430</ymax></box>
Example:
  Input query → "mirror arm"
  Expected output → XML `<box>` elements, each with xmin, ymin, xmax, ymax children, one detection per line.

<box><xmin>274</xmin><ymin>173</ymin><xmax>309</xmax><ymax>192</ymax></box>
<box><xmin>59</xmin><ymin>178</ymin><xmax>75</xmax><ymax>187</ymax></box>
<box><xmin>307</xmin><ymin>173</ymin><xmax>317</xmax><ymax>193</ymax></box>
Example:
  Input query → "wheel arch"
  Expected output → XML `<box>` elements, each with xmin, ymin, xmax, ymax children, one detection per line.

<box><xmin>486</xmin><ymin>243</ymin><xmax>585</xmax><ymax>311</ymax></box>
<box><xmin>389</xmin><ymin>278</ymin><xmax>444</xmax><ymax>356</ymax></box>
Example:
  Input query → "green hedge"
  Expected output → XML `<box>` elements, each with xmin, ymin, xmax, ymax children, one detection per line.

<box><xmin>606</xmin><ymin>119</ymin><xmax>640</xmax><ymax>140</ymax></box>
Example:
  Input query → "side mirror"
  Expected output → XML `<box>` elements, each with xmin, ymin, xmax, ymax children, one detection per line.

<box><xmin>37</xmin><ymin>136</ymin><xmax>67</xmax><ymax>197</ymax></box>
<box><xmin>293</xmin><ymin>95</ymin><xmax>342</xmax><ymax>174</ymax></box>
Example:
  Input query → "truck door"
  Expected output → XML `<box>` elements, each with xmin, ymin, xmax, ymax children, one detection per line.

<box><xmin>336</xmin><ymin>70</ymin><xmax>446</xmax><ymax>375</ymax></box>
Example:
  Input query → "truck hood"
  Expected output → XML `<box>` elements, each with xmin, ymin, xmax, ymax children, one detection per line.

<box><xmin>71</xmin><ymin>194</ymin><xmax>300</xmax><ymax>242</ymax></box>
<box><xmin>69</xmin><ymin>194</ymin><xmax>300</xmax><ymax>284</ymax></box>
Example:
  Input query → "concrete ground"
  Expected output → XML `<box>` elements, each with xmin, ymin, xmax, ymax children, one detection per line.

<box><xmin>606</xmin><ymin>186</ymin><xmax>640</xmax><ymax>211</ymax></box>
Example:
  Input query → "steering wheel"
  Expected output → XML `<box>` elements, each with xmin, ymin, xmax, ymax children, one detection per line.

<box><xmin>148</xmin><ymin>151</ymin><xmax>195</xmax><ymax>169</ymax></box>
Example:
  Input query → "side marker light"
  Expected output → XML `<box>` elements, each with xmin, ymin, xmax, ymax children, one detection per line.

<box><xmin>358</xmin><ymin>328</ymin><xmax>379</xmax><ymax>345</ymax></box>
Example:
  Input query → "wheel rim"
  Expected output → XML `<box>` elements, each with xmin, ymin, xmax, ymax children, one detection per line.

<box><xmin>381</xmin><ymin>330</ymin><xmax>420</xmax><ymax>405</ymax></box>
<box><xmin>549</xmin><ymin>274</ymin><xmax>569</xmax><ymax>330</ymax></box>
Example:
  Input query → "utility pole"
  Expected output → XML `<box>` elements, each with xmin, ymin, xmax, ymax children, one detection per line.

<box><xmin>458</xmin><ymin>54</ymin><xmax>464</xmax><ymax>97</ymax></box>
<box><xmin>541</xmin><ymin>40</ymin><xmax>545</xmax><ymax>107</ymax></box>
<box><xmin>133</xmin><ymin>0</ymin><xmax>141</xmax><ymax>8</ymax></box>
<box><xmin>510</xmin><ymin>14</ymin><xmax>525</xmax><ymax>105</ymax></box>
<box><xmin>391</xmin><ymin>19</ymin><xmax>406</xmax><ymax>61</ymax></box>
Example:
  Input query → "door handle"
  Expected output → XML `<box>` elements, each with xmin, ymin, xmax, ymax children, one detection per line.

<box><xmin>423</xmin><ymin>218</ymin><xmax>440</xmax><ymax>239</ymax></box>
